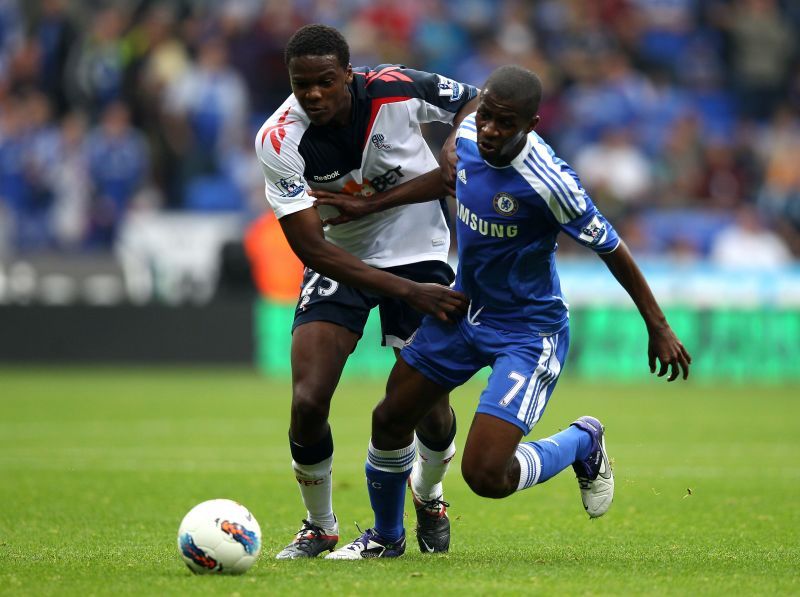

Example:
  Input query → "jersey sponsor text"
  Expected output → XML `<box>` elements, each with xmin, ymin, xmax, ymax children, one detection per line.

<box><xmin>457</xmin><ymin>200</ymin><xmax>518</xmax><ymax>238</ymax></box>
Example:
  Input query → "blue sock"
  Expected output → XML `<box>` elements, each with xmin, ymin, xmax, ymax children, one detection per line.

<box><xmin>515</xmin><ymin>425</ymin><xmax>592</xmax><ymax>490</ymax></box>
<box><xmin>365</xmin><ymin>441</ymin><xmax>415</xmax><ymax>542</ymax></box>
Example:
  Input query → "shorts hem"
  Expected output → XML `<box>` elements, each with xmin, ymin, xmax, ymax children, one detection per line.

<box><xmin>474</xmin><ymin>405</ymin><xmax>531</xmax><ymax>436</ymax></box>
<box><xmin>384</xmin><ymin>334</ymin><xmax>405</xmax><ymax>349</ymax></box>
<box><xmin>362</xmin><ymin>254</ymin><xmax>449</xmax><ymax>269</ymax></box>
<box><xmin>292</xmin><ymin>316</ymin><xmax>364</xmax><ymax>339</ymax></box>
<box><xmin>400</xmin><ymin>350</ymin><xmax>460</xmax><ymax>391</ymax></box>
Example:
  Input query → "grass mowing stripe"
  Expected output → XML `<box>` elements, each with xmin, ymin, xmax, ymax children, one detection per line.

<box><xmin>0</xmin><ymin>368</ymin><xmax>798</xmax><ymax>595</ymax></box>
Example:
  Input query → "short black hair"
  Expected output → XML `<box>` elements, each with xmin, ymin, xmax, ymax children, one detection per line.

<box><xmin>284</xmin><ymin>24</ymin><xmax>350</xmax><ymax>68</ymax></box>
<box><xmin>484</xmin><ymin>65</ymin><xmax>542</xmax><ymax>118</ymax></box>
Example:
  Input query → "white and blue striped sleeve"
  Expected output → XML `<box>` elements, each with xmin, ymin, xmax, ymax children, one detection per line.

<box><xmin>455</xmin><ymin>112</ymin><xmax>478</xmax><ymax>142</ymax></box>
<box><xmin>517</xmin><ymin>134</ymin><xmax>620</xmax><ymax>253</ymax></box>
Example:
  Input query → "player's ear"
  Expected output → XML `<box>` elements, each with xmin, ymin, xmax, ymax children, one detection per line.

<box><xmin>344</xmin><ymin>64</ymin><xmax>353</xmax><ymax>84</ymax></box>
<box><xmin>526</xmin><ymin>115</ymin><xmax>540</xmax><ymax>133</ymax></box>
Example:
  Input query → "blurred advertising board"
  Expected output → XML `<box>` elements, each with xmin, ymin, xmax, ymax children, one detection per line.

<box><xmin>256</xmin><ymin>261</ymin><xmax>800</xmax><ymax>383</ymax></box>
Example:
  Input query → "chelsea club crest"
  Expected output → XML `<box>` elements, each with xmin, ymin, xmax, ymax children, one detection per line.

<box><xmin>492</xmin><ymin>192</ymin><xmax>518</xmax><ymax>216</ymax></box>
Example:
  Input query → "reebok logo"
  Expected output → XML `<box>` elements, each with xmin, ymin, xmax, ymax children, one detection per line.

<box><xmin>313</xmin><ymin>170</ymin><xmax>340</xmax><ymax>182</ymax></box>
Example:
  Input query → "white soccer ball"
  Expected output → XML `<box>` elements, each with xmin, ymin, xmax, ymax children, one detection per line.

<box><xmin>177</xmin><ymin>499</ymin><xmax>262</xmax><ymax>575</ymax></box>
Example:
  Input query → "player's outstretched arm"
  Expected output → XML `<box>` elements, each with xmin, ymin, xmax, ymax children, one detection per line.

<box><xmin>310</xmin><ymin>169</ymin><xmax>446</xmax><ymax>226</ymax></box>
<box><xmin>598</xmin><ymin>240</ymin><xmax>692</xmax><ymax>381</ymax></box>
<box><xmin>279</xmin><ymin>207</ymin><xmax>468</xmax><ymax>322</ymax></box>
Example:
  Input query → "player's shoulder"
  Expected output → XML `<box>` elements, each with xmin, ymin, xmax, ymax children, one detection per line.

<box><xmin>519</xmin><ymin>132</ymin><xmax>573</xmax><ymax>181</ymax></box>
<box><xmin>456</xmin><ymin>112</ymin><xmax>478</xmax><ymax>141</ymax></box>
<box><xmin>460</xmin><ymin>112</ymin><xmax>478</xmax><ymax>131</ymax></box>
<box><xmin>254</xmin><ymin>95</ymin><xmax>310</xmax><ymax>162</ymax></box>
<box><xmin>354</xmin><ymin>64</ymin><xmax>421</xmax><ymax>98</ymax></box>
<box><xmin>513</xmin><ymin>132</ymin><xmax>588</xmax><ymax>218</ymax></box>
<box><xmin>356</xmin><ymin>64</ymin><xmax>465</xmax><ymax>99</ymax></box>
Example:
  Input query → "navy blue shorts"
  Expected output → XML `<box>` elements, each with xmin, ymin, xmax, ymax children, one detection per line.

<box><xmin>292</xmin><ymin>260</ymin><xmax>454</xmax><ymax>349</ymax></box>
<box><xmin>402</xmin><ymin>315</ymin><xmax>570</xmax><ymax>435</ymax></box>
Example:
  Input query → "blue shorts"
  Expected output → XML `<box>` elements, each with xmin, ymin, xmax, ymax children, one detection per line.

<box><xmin>401</xmin><ymin>315</ymin><xmax>569</xmax><ymax>436</ymax></box>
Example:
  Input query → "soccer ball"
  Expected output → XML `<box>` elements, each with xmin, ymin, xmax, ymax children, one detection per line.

<box><xmin>177</xmin><ymin>499</ymin><xmax>262</xmax><ymax>575</ymax></box>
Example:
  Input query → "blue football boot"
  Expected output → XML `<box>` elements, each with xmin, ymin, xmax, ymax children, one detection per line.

<box><xmin>571</xmin><ymin>416</ymin><xmax>614</xmax><ymax>518</ymax></box>
<box><xmin>326</xmin><ymin>528</ymin><xmax>406</xmax><ymax>560</ymax></box>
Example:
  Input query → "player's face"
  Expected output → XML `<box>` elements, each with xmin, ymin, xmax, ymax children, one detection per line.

<box><xmin>475</xmin><ymin>90</ymin><xmax>539</xmax><ymax>166</ymax></box>
<box><xmin>288</xmin><ymin>55</ymin><xmax>354</xmax><ymax>126</ymax></box>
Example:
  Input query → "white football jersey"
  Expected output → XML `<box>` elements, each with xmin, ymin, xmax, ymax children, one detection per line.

<box><xmin>255</xmin><ymin>65</ymin><xmax>478</xmax><ymax>268</ymax></box>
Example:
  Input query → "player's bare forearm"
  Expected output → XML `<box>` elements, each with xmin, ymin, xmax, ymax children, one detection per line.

<box><xmin>598</xmin><ymin>241</ymin><xmax>667</xmax><ymax>331</ymax></box>
<box><xmin>599</xmin><ymin>240</ymin><xmax>692</xmax><ymax>380</ymax></box>
<box><xmin>279</xmin><ymin>208</ymin><xmax>468</xmax><ymax>321</ymax></box>
<box><xmin>311</xmin><ymin>169</ymin><xmax>446</xmax><ymax>225</ymax></box>
<box><xmin>281</xmin><ymin>208</ymin><xmax>411</xmax><ymax>297</ymax></box>
<box><xmin>374</xmin><ymin>168</ymin><xmax>447</xmax><ymax>209</ymax></box>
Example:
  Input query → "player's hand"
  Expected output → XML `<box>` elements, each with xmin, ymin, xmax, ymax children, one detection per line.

<box><xmin>439</xmin><ymin>135</ymin><xmax>458</xmax><ymax>196</ymax></box>
<box><xmin>407</xmin><ymin>282</ymin><xmax>468</xmax><ymax>323</ymax></box>
<box><xmin>647</xmin><ymin>324</ymin><xmax>692</xmax><ymax>382</ymax></box>
<box><xmin>311</xmin><ymin>189</ymin><xmax>374</xmax><ymax>225</ymax></box>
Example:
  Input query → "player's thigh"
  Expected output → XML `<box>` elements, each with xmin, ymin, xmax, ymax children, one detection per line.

<box><xmin>377</xmin><ymin>260</ymin><xmax>454</xmax><ymax>348</ymax></box>
<box><xmin>291</xmin><ymin>322</ymin><xmax>360</xmax><ymax>398</ymax></box>
<box><xmin>475</xmin><ymin>326</ymin><xmax>570</xmax><ymax>437</ymax></box>
<box><xmin>292</xmin><ymin>267</ymin><xmax>376</xmax><ymax>339</ymax></box>
<box><xmin>400</xmin><ymin>316</ymin><xmax>482</xmax><ymax>391</ymax></box>
<box><xmin>291</xmin><ymin>267</ymin><xmax>376</xmax><ymax>398</ymax></box>
<box><xmin>391</xmin><ymin>344</ymin><xmax>453</xmax><ymax>439</ymax></box>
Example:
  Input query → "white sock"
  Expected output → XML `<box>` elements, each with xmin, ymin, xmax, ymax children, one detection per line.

<box><xmin>514</xmin><ymin>443</ymin><xmax>542</xmax><ymax>491</ymax></box>
<box><xmin>411</xmin><ymin>435</ymin><xmax>456</xmax><ymax>501</ymax></box>
<box><xmin>292</xmin><ymin>455</ymin><xmax>338</xmax><ymax>534</ymax></box>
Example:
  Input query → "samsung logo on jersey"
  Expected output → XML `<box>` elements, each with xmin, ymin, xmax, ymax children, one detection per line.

<box><xmin>313</xmin><ymin>170</ymin><xmax>340</xmax><ymax>182</ymax></box>
<box><xmin>457</xmin><ymin>201</ymin><xmax>518</xmax><ymax>238</ymax></box>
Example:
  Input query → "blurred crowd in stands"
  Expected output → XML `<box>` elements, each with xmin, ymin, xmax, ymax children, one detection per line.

<box><xmin>0</xmin><ymin>0</ymin><xmax>798</xmax><ymax>267</ymax></box>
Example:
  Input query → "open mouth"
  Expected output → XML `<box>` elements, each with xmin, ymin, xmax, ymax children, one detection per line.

<box><xmin>478</xmin><ymin>139</ymin><xmax>497</xmax><ymax>153</ymax></box>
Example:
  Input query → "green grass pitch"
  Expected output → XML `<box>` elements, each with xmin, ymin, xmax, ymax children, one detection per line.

<box><xmin>1</xmin><ymin>367</ymin><xmax>798</xmax><ymax>595</ymax></box>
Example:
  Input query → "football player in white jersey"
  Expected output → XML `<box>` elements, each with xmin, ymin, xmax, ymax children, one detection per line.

<box><xmin>255</xmin><ymin>24</ymin><xmax>479</xmax><ymax>558</ymax></box>
<box><xmin>328</xmin><ymin>65</ymin><xmax>691</xmax><ymax>559</ymax></box>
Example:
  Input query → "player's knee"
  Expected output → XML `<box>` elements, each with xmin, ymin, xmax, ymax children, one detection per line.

<box><xmin>461</xmin><ymin>462</ymin><xmax>509</xmax><ymax>499</ymax></box>
<box><xmin>291</xmin><ymin>387</ymin><xmax>331</xmax><ymax>427</ymax></box>
<box><xmin>417</xmin><ymin>400</ymin><xmax>452</xmax><ymax>440</ymax></box>
<box><xmin>371</xmin><ymin>400</ymin><xmax>413</xmax><ymax>438</ymax></box>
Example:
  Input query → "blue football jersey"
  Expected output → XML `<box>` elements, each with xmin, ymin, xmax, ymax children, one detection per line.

<box><xmin>453</xmin><ymin>114</ymin><xmax>620</xmax><ymax>332</ymax></box>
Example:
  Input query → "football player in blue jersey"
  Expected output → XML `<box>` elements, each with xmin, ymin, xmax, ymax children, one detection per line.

<box><xmin>256</xmin><ymin>25</ymin><xmax>480</xmax><ymax>559</ymax></box>
<box><xmin>327</xmin><ymin>65</ymin><xmax>691</xmax><ymax>559</ymax></box>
